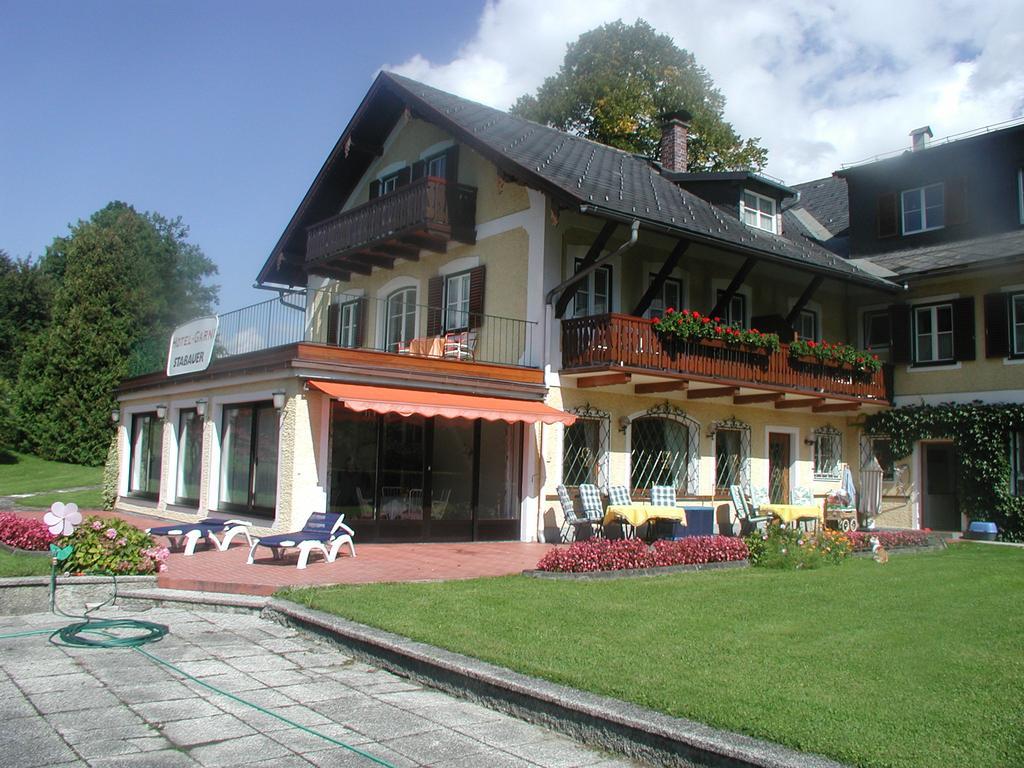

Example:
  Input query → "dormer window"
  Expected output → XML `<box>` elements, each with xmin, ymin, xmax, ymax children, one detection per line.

<box><xmin>741</xmin><ymin>190</ymin><xmax>777</xmax><ymax>234</ymax></box>
<box><xmin>901</xmin><ymin>183</ymin><xmax>944</xmax><ymax>234</ymax></box>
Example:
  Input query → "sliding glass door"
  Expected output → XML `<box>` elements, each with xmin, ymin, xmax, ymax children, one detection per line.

<box><xmin>219</xmin><ymin>402</ymin><xmax>279</xmax><ymax>517</ymax></box>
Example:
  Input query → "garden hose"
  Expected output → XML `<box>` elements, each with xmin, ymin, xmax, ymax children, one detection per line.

<box><xmin>0</xmin><ymin>554</ymin><xmax>397</xmax><ymax>768</ymax></box>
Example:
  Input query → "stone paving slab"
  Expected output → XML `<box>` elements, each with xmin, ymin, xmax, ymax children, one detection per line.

<box><xmin>0</xmin><ymin>606</ymin><xmax>642</xmax><ymax>767</ymax></box>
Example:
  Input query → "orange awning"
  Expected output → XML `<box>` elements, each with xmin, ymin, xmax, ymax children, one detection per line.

<box><xmin>307</xmin><ymin>380</ymin><xmax>576</xmax><ymax>426</ymax></box>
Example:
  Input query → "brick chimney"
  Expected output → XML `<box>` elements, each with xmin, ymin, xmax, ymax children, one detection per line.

<box><xmin>659</xmin><ymin>110</ymin><xmax>693</xmax><ymax>172</ymax></box>
<box><xmin>909</xmin><ymin>125</ymin><xmax>933</xmax><ymax>152</ymax></box>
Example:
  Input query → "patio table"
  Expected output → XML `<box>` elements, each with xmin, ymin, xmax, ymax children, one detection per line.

<box><xmin>759</xmin><ymin>503</ymin><xmax>822</xmax><ymax>525</ymax></box>
<box><xmin>407</xmin><ymin>336</ymin><xmax>445</xmax><ymax>357</ymax></box>
<box><xmin>603</xmin><ymin>505</ymin><xmax>687</xmax><ymax>528</ymax></box>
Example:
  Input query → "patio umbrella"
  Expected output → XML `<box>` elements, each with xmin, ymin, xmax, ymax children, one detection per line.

<box><xmin>860</xmin><ymin>456</ymin><xmax>883</xmax><ymax>530</ymax></box>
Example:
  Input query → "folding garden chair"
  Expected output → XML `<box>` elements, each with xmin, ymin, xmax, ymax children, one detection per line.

<box><xmin>728</xmin><ymin>485</ymin><xmax>771</xmax><ymax>534</ymax></box>
<box><xmin>556</xmin><ymin>484</ymin><xmax>599</xmax><ymax>542</ymax></box>
<box><xmin>578</xmin><ymin>484</ymin><xmax>606</xmax><ymax>537</ymax></box>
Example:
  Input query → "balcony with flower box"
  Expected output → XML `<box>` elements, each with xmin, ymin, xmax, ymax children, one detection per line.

<box><xmin>561</xmin><ymin>311</ymin><xmax>891</xmax><ymax>412</ymax></box>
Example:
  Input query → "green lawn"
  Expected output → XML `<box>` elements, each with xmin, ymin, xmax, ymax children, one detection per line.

<box><xmin>282</xmin><ymin>545</ymin><xmax>1024</xmax><ymax>768</ymax></box>
<box><xmin>0</xmin><ymin>548</ymin><xmax>53</xmax><ymax>577</ymax></box>
<box><xmin>0</xmin><ymin>452</ymin><xmax>102</xmax><ymax>509</ymax></box>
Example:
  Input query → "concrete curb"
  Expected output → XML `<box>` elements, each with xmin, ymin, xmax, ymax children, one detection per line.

<box><xmin>116</xmin><ymin>587</ymin><xmax>269</xmax><ymax>614</ymax></box>
<box><xmin>0</xmin><ymin>575</ymin><xmax>157</xmax><ymax>615</ymax></box>
<box><xmin>264</xmin><ymin>598</ymin><xmax>848</xmax><ymax>768</ymax></box>
<box><xmin>523</xmin><ymin>558</ymin><xmax>749</xmax><ymax>580</ymax></box>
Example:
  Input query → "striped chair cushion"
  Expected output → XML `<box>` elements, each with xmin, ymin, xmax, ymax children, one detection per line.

<box><xmin>650</xmin><ymin>485</ymin><xmax>677</xmax><ymax>508</ymax></box>
<box><xmin>606</xmin><ymin>485</ymin><xmax>632</xmax><ymax>507</ymax></box>
<box><xmin>792</xmin><ymin>486</ymin><xmax>814</xmax><ymax>506</ymax></box>
<box><xmin>556</xmin><ymin>484</ymin><xmax>577</xmax><ymax>520</ymax></box>
<box><xmin>750</xmin><ymin>486</ymin><xmax>770</xmax><ymax>510</ymax></box>
<box><xmin>578</xmin><ymin>484</ymin><xmax>604</xmax><ymax>520</ymax></box>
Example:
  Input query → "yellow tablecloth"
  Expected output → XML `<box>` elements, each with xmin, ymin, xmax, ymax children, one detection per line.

<box><xmin>603</xmin><ymin>505</ymin><xmax>687</xmax><ymax>528</ymax></box>
<box><xmin>759</xmin><ymin>503</ymin><xmax>822</xmax><ymax>524</ymax></box>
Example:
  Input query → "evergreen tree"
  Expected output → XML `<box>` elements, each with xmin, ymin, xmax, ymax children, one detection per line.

<box><xmin>512</xmin><ymin>20</ymin><xmax>767</xmax><ymax>172</ymax></box>
<box><xmin>15</xmin><ymin>203</ymin><xmax>218</xmax><ymax>465</ymax></box>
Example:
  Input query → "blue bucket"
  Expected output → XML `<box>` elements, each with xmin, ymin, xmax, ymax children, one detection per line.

<box><xmin>965</xmin><ymin>521</ymin><xmax>998</xmax><ymax>541</ymax></box>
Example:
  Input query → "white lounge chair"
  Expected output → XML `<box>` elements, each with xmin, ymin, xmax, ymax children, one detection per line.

<box><xmin>246</xmin><ymin>512</ymin><xmax>356</xmax><ymax>570</ymax></box>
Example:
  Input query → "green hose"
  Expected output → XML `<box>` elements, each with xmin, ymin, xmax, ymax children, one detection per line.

<box><xmin>0</xmin><ymin>556</ymin><xmax>397</xmax><ymax>768</ymax></box>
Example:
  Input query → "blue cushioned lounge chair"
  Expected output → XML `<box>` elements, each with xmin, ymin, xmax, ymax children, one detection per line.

<box><xmin>146</xmin><ymin>517</ymin><xmax>253</xmax><ymax>556</ymax></box>
<box><xmin>246</xmin><ymin>512</ymin><xmax>356</xmax><ymax>570</ymax></box>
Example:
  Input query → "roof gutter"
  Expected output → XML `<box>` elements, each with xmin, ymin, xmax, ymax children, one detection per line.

<box><xmin>545</xmin><ymin>218</ymin><xmax>640</xmax><ymax>306</ymax></box>
<box><xmin>575</xmin><ymin>203</ymin><xmax>901</xmax><ymax>293</ymax></box>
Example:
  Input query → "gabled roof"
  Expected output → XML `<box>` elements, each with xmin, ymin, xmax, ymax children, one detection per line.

<box><xmin>859</xmin><ymin>229</ymin><xmax>1024</xmax><ymax>278</ymax></box>
<box><xmin>258</xmin><ymin>72</ymin><xmax>898</xmax><ymax>291</ymax></box>
<box><xmin>790</xmin><ymin>176</ymin><xmax>849</xmax><ymax>238</ymax></box>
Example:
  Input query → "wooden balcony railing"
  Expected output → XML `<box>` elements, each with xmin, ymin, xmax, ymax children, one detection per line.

<box><xmin>562</xmin><ymin>313</ymin><xmax>891</xmax><ymax>402</ymax></box>
<box><xmin>306</xmin><ymin>177</ymin><xmax>476</xmax><ymax>264</ymax></box>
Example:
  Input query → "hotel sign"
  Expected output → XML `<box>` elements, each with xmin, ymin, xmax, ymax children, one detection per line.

<box><xmin>167</xmin><ymin>316</ymin><xmax>219</xmax><ymax>377</ymax></box>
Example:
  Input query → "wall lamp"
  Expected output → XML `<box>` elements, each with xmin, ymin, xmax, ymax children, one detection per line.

<box><xmin>804</xmin><ymin>437</ymin><xmax>817</xmax><ymax>447</ymax></box>
<box><xmin>155</xmin><ymin>404</ymin><xmax>168</xmax><ymax>420</ymax></box>
<box><xmin>617</xmin><ymin>416</ymin><xmax>630</xmax><ymax>433</ymax></box>
<box><xmin>111</xmin><ymin>408</ymin><xmax>120</xmax><ymax>424</ymax></box>
<box><xmin>272</xmin><ymin>391</ymin><xmax>287</xmax><ymax>411</ymax></box>
<box><xmin>195</xmin><ymin>398</ymin><xmax>208</xmax><ymax>417</ymax></box>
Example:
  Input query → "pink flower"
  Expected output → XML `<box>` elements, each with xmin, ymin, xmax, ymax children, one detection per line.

<box><xmin>117</xmin><ymin>537</ymin><xmax>127</xmax><ymax>547</ymax></box>
<box><xmin>92</xmin><ymin>520</ymin><xmax>104</xmax><ymax>531</ymax></box>
<box><xmin>105</xmin><ymin>528</ymin><xmax>118</xmax><ymax>540</ymax></box>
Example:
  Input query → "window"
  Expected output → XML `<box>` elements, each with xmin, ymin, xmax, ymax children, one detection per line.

<box><xmin>380</xmin><ymin>173</ymin><xmax>400</xmax><ymax>195</ymax></box>
<box><xmin>175</xmin><ymin>409</ymin><xmax>203</xmax><ymax>504</ymax></box>
<box><xmin>741</xmin><ymin>190</ymin><xmax>777</xmax><ymax>234</ymax></box>
<box><xmin>426</xmin><ymin>153</ymin><xmax>447</xmax><ymax>179</ymax></box>
<box><xmin>644</xmin><ymin>275</ymin><xmax>683</xmax><ymax>319</ymax></box>
<box><xmin>1012</xmin><ymin>293</ymin><xmax>1024</xmax><ymax>356</ymax></box>
<box><xmin>901</xmin><ymin>183</ymin><xmax>944</xmax><ymax>234</ymax></box>
<box><xmin>571</xmin><ymin>260</ymin><xmax>612</xmax><ymax>317</ymax></box>
<box><xmin>914</xmin><ymin>303</ymin><xmax>954</xmax><ymax>363</ymax></box>
<box><xmin>128</xmin><ymin>413</ymin><xmax>162</xmax><ymax>499</ymax></box>
<box><xmin>385</xmin><ymin>287</ymin><xmax>417</xmax><ymax>351</ymax></box>
<box><xmin>336</xmin><ymin>300</ymin><xmax>360</xmax><ymax>348</ymax></box>
<box><xmin>1018</xmin><ymin>169</ymin><xmax>1023</xmax><ymax>225</ymax></box>
<box><xmin>716</xmin><ymin>289</ymin><xmax>747</xmax><ymax>328</ymax></box>
<box><xmin>863</xmin><ymin>309</ymin><xmax>891</xmax><ymax>351</ymax></box>
<box><xmin>797</xmin><ymin>309</ymin><xmax>818</xmax><ymax>340</ymax></box>
<box><xmin>562</xmin><ymin>408</ymin><xmax>609</xmax><ymax>487</ymax></box>
<box><xmin>1011</xmin><ymin>431</ymin><xmax>1024</xmax><ymax>497</ymax></box>
<box><xmin>219</xmin><ymin>402</ymin><xmax>279</xmax><ymax>516</ymax></box>
<box><xmin>715</xmin><ymin>430</ymin><xmax>742</xmax><ymax>491</ymax></box>
<box><xmin>813</xmin><ymin>426</ymin><xmax>842</xmax><ymax>481</ymax></box>
<box><xmin>444</xmin><ymin>272</ymin><xmax>471</xmax><ymax>331</ymax></box>
<box><xmin>862</xmin><ymin>434</ymin><xmax>895</xmax><ymax>482</ymax></box>
<box><xmin>629</xmin><ymin>407</ymin><xmax>700</xmax><ymax>494</ymax></box>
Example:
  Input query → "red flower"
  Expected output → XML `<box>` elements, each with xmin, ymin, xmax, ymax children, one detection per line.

<box><xmin>681</xmin><ymin>309</ymin><xmax>690</xmax><ymax>316</ymax></box>
<box><xmin>703</xmin><ymin>317</ymin><xmax>711</xmax><ymax>324</ymax></box>
<box><xmin>666</xmin><ymin>307</ymin><xmax>674</xmax><ymax>314</ymax></box>
<box><xmin>714</xmin><ymin>317</ymin><xmax>721</xmax><ymax>323</ymax></box>
<box><xmin>752</xmin><ymin>328</ymin><xmax>759</xmax><ymax>334</ymax></box>
<box><xmin>651</xmin><ymin>316</ymin><xmax>660</xmax><ymax>324</ymax></box>
<box><xmin>692</xmin><ymin>310</ymin><xmax>701</xmax><ymax>318</ymax></box>
<box><xmin>808</xmin><ymin>341</ymin><xmax>817</xmax><ymax>348</ymax></box>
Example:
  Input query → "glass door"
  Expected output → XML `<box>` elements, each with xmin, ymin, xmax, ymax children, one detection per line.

<box><xmin>377</xmin><ymin>413</ymin><xmax>426</xmax><ymax>539</ymax></box>
<box><xmin>219</xmin><ymin>402</ymin><xmax>279</xmax><ymax>517</ymax></box>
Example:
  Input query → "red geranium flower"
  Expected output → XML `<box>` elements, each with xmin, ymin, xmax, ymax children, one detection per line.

<box><xmin>681</xmin><ymin>309</ymin><xmax>690</xmax><ymax>316</ymax></box>
<box><xmin>808</xmin><ymin>340</ymin><xmax>816</xmax><ymax>348</ymax></box>
<box><xmin>651</xmin><ymin>316</ymin><xmax>660</xmax><ymax>324</ymax></box>
<box><xmin>703</xmin><ymin>317</ymin><xmax>711</xmax><ymax>324</ymax></box>
<box><xmin>666</xmin><ymin>307</ymin><xmax>674</xmax><ymax>314</ymax></box>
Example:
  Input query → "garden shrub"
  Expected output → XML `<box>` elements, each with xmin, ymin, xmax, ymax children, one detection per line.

<box><xmin>535</xmin><ymin>536</ymin><xmax>748</xmax><ymax>573</ymax></box>
<box><xmin>0</xmin><ymin>513</ymin><xmax>57</xmax><ymax>550</ymax></box>
<box><xmin>59</xmin><ymin>515</ymin><xmax>168</xmax><ymax>575</ymax></box>
<box><xmin>745</xmin><ymin>525</ymin><xmax>852</xmax><ymax>569</ymax></box>
<box><xmin>847</xmin><ymin>530</ymin><xmax>931</xmax><ymax>551</ymax></box>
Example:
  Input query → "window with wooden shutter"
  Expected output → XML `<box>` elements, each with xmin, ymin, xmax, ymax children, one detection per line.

<box><xmin>444</xmin><ymin>146</ymin><xmax>459</xmax><ymax>184</ymax></box>
<box><xmin>411</xmin><ymin>160</ymin><xmax>426</xmax><ymax>181</ymax></box>
<box><xmin>353</xmin><ymin>297</ymin><xmax>367</xmax><ymax>348</ymax></box>
<box><xmin>468</xmin><ymin>265</ymin><xmax>485</xmax><ymax>329</ymax></box>
<box><xmin>426</xmin><ymin>276</ymin><xmax>444</xmax><ymax>336</ymax></box>
<box><xmin>983</xmin><ymin>292</ymin><xmax>1010</xmax><ymax>358</ymax></box>
<box><xmin>326</xmin><ymin>302</ymin><xmax>340</xmax><ymax>345</ymax></box>
<box><xmin>946</xmin><ymin>177</ymin><xmax>968</xmax><ymax>226</ymax></box>
<box><xmin>951</xmin><ymin>296</ymin><xmax>976</xmax><ymax>361</ymax></box>
<box><xmin>368</xmin><ymin>180</ymin><xmax>381</xmax><ymax>200</ymax></box>
<box><xmin>396</xmin><ymin>166</ymin><xmax>411</xmax><ymax>187</ymax></box>
<box><xmin>889</xmin><ymin>304</ymin><xmax>911</xmax><ymax>363</ymax></box>
<box><xmin>877</xmin><ymin>192</ymin><xmax>899</xmax><ymax>238</ymax></box>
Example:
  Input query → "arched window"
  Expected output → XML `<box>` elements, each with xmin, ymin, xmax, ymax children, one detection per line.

<box><xmin>385</xmin><ymin>287</ymin><xmax>417</xmax><ymax>351</ymax></box>
<box><xmin>628</xmin><ymin>403</ymin><xmax>700</xmax><ymax>494</ymax></box>
<box><xmin>709</xmin><ymin>417</ymin><xmax>751</xmax><ymax>492</ymax></box>
<box><xmin>562</xmin><ymin>405</ymin><xmax>609</xmax><ymax>488</ymax></box>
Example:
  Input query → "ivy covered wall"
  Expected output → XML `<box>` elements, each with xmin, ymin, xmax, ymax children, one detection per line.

<box><xmin>865</xmin><ymin>403</ymin><xmax>1024</xmax><ymax>541</ymax></box>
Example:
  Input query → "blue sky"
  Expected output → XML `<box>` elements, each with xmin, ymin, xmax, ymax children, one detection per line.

<box><xmin>1</xmin><ymin>1</ymin><xmax>483</xmax><ymax>311</ymax></box>
<box><xmin>4</xmin><ymin>0</ymin><xmax>1020</xmax><ymax>314</ymax></box>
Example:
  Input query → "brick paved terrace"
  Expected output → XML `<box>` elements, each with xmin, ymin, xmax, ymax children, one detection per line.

<box><xmin>17</xmin><ymin>509</ymin><xmax>558</xmax><ymax>596</ymax></box>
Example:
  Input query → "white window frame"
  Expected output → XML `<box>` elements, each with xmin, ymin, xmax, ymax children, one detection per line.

<box><xmin>571</xmin><ymin>258</ymin><xmax>613</xmax><ymax>318</ymax></box>
<box><xmin>644</xmin><ymin>273</ymin><xmax>685</xmax><ymax>319</ymax></box>
<box><xmin>1011</xmin><ymin>292</ymin><xmax>1024</xmax><ymax>357</ymax></box>
<box><xmin>740</xmin><ymin>189</ymin><xmax>778</xmax><ymax>234</ymax></box>
<box><xmin>862</xmin><ymin>307</ymin><xmax>891</xmax><ymax>351</ymax></box>
<box><xmin>797</xmin><ymin>308</ymin><xmax>819</xmax><ymax>341</ymax></box>
<box><xmin>426</xmin><ymin>153</ymin><xmax>447</xmax><ymax>179</ymax></box>
<box><xmin>444</xmin><ymin>271</ymin><xmax>471</xmax><ymax>331</ymax></box>
<box><xmin>812</xmin><ymin>426</ymin><xmax>842</xmax><ymax>481</ymax></box>
<box><xmin>901</xmin><ymin>183</ymin><xmax>945</xmax><ymax>234</ymax></box>
<box><xmin>562</xmin><ymin>406</ymin><xmax>610</xmax><ymax>488</ymax></box>
<box><xmin>380</xmin><ymin>172</ymin><xmax>400</xmax><ymax>195</ymax></box>
<box><xmin>716</xmin><ymin>289</ymin><xmax>748</xmax><ymax>328</ymax></box>
<box><xmin>338</xmin><ymin>299</ymin><xmax>360</xmax><ymax>348</ymax></box>
<box><xmin>385</xmin><ymin>286</ymin><xmax>417</xmax><ymax>351</ymax></box>
<box><xmin>913</xmin><ymin>303</ymin><xmax>955</xmax><ymax>364</ymax></box>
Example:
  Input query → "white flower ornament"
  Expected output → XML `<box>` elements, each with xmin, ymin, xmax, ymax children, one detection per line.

<box><xmin>44</xmin><ymin>502</ymin><xmax>82</xmax><ymax>536</ymax></box>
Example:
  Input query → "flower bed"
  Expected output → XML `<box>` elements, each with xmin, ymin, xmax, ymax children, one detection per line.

<box><xmin>652</xmin><ymin>308</ymin><xmax>780</xmax><ymax>353</ymax></box>
<box><xmin>789</xmin><ymin>338</ymin><xmax>881</xmax><ymax>373</ymax></box>
<box><xmin>0</xmin><ymin>513</ymin><xmax>57</xmax><ymax>551</ymax></box>
<box><xmin>745</xmin><ymin>525</ymin><xmax>853</xmax><ymax>569</ymax></box>
<box><xmin>847</xmin><ymin>530</ymin><xmax>932</xmax><ymax>551</ymax></box>
<box><xmin>60</xmin><ymin>515</ymin><xmax>169</xmax><ymax>575</ymax></box>
<box><xmin>535</xmin><ymin>536</ymin><xmax>748</xmax><ymax>573</ymax></box>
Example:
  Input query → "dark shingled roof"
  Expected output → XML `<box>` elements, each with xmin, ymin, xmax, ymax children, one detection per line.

<box><xmin>386</xmin><ymin>74</ymin><xmax>892</xmax><ymax>288</ymax></box>
<box><xmin>259</xmin><ymin>72</ymin><xmax>897</xmax><ymax>291</ymax></box>
<box><xmin>791</xmin><ymin>175</ymin><xmax>849</xmax><ymax>237</ymax></box>
<box><xmin>860</xmin><ymin>229</ymin><xmax>1024</xmax><ymax>277</ymax></box>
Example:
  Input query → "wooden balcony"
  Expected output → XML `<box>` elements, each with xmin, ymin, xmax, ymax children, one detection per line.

<box><xmin>305</xmin><ymin>177</ymin><xmax>476</xmax><ymax>273</ymax></box>
<box><xmin>562</xmin><ymin>314</ymin><xmax>891</xmax><ymax>408</ymax></box>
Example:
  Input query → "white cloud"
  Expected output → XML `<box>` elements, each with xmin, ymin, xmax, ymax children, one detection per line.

<box><xmin>384</xmin><ymin>0</ymin><xmax>1024</xmax><ymax>183</ymax></box>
